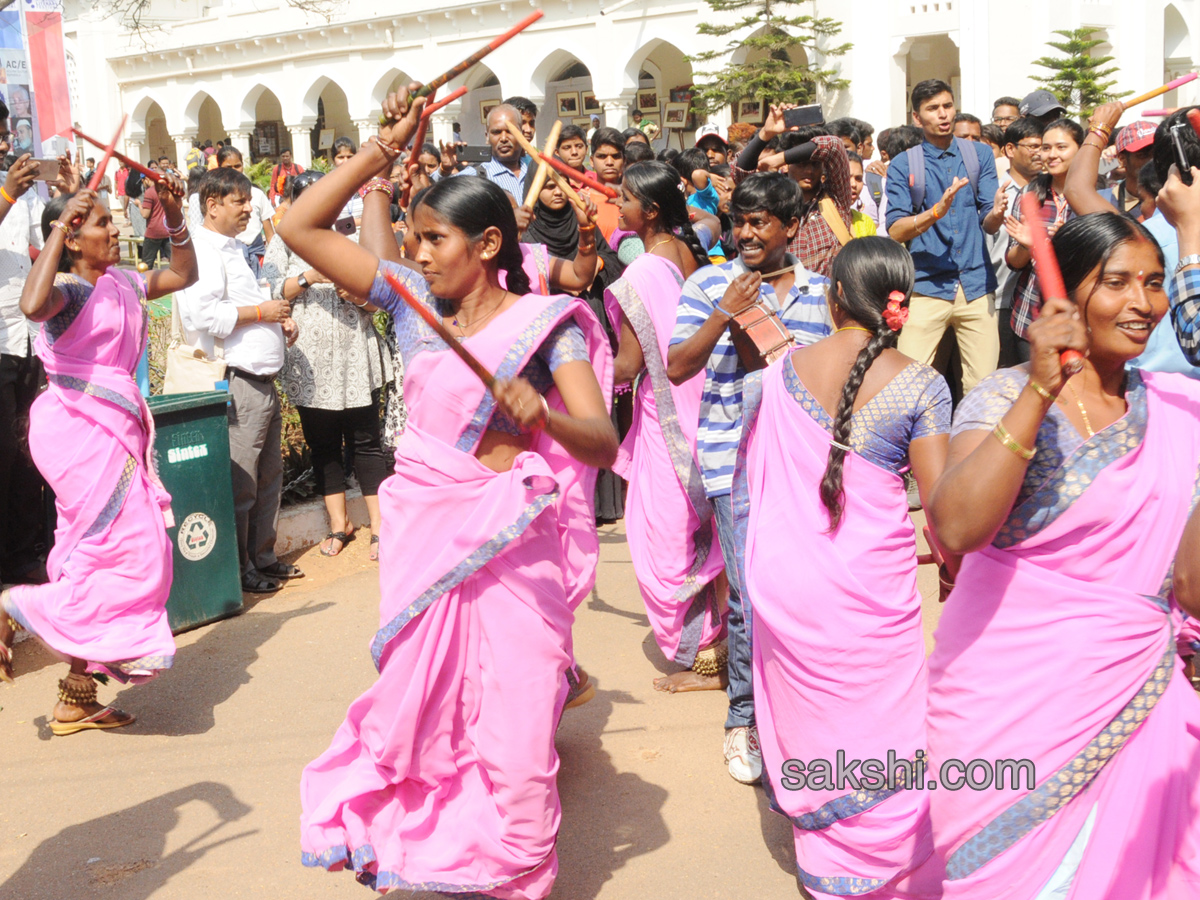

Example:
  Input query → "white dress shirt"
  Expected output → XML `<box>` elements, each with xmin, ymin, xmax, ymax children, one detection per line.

<box><xmin>175</xmin><ymin>224</ymin><xmax>285</xmax><ymax>376</ymax></box>
<box><xmin>0</xmin><ymin>190</ymin><xmax>44</xmax><ymax>356</ymax></box>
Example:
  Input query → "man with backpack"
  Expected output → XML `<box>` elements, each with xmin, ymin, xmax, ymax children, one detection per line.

<box><xmin>885</xmin><ymin>79</ymin><xmax>1010</xmax><ymax>393</ymax></box>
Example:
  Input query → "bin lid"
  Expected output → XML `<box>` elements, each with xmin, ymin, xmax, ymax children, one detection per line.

<box><xmin>147</xmin><ymin>390</ymin><xmax>229</xmax><ymax>414</ymax></box>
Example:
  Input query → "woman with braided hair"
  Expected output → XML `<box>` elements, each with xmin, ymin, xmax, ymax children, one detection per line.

<box><xmin>733</xmin><ymin>236</ymin><xmax>950</xmax><ymax>897</ymax></box>
<box><xmin>282</xmin><ymin>85</ymin><xmax>617</xmax><ymax>899</ymax></box>
<box><xmin>605</xmin><ymin>161</ymin><xmax>729</xmax><ymax>692</ymax></box>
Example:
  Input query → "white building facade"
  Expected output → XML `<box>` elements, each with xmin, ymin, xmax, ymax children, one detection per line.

<box><xmin>62</xmin><ymin>0</ymin><xmax>1199</xmax><ymax>168</ymax></box>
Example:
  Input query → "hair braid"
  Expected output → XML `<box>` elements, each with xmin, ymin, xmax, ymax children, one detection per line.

<box><xmin>675</xmin><ymin>218</ymin><xmax>710</xmax><ymax>269</ymax></box>
<box><xmin>819</xmin><ymin>326</ymin><xmax>896</xmax><ymax>531</ymax></box>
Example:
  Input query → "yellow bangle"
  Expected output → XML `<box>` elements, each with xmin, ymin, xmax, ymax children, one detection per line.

<box><xmin>1026</xmin><ymin>379</ymin><xmax>1054</xmax><ymax>403</ymax></box>
<box><xmin>992</xmin><ymin>421</ymin><xmax>1036</xmax><ymax>461</ymax></box>
<box><xmin>0</xmin><ymin>186</ymin><xmax>15</xmax><ymax>205</ymax></box>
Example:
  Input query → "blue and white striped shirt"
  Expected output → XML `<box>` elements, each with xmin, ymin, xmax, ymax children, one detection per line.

<box><xmin>670</xmin><ymin>254</ymin><xmax>831</xmax><ymax>496</ymax></box>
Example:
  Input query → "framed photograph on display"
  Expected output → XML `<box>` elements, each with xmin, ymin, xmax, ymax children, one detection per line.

<box><xmin>582</xmin><ymin>91</ymin><xmax>600</xmax><ymax>113</ymax></box>
<box><xmin>637</xmin><ymin>90</ymin><xmax>658</xmax><ymax>112</ymax></box>
<box><xmin>737</xmin><ymin>98</ymin><xmax>765</xmax><ymax>123</ymax></box>
<box><xmin>479</xmin><ymin>100</ymin><xmax>499</xmax><ymax>124</ymax></box>
<box><xmin>317</xmin><ymin>129</ymin><xmax>335</xmax><ymax>150</ymax></box>
<box><xmin>572</xmin><ymin>117</ymin><xmax>593</xmax><ymax>128</ymax></box>
<box><xmin>663</xmin><ymin>102</ymin><xmax>689</xmax><ymax>129</ymax></box>
<box><xmin>557</xmin><ymin>91</ymin><xmax>580</xmax><ymax>116</ymax></box>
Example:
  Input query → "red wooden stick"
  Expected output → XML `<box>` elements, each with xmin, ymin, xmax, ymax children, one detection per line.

<box><xmin>73</xmin><ymin>126</ymin><xmax>164</xmax><ymax>184</ymax></box>
<box><xmin>1021</xmin><ymin>191</ymin><xmax>1084</xmax><ymax>376</ymax></box>
<box><xmin>381</xmin><ymin>270</ymin><xmax>496</xmax><ymax>390</ymax></box>
<box><xmin>1122</xmin><ymin>73</ymin><xmax>1197</xmax><ymax>110</ymax></box>
<box><xmin>420</xmin><ymin>86</ymin><xmax>469</xmax><ymax>121</ymax></box>
<box><xmin>504</xmin><ymin>121</ymin><xmax>620</xmax><ymax>198</ymax></box>
<box><xmin>406</xmin><ymin>87</ymin><xmax>436</xmax><ymax>172</ymax></box>
<box><xmin>85</xmin><ymin>115</ymin><xmax>127</xmax><ymax>193</ymax></box>
<box><xmin>414</xmin><ymin>10</ymin><xmax>543</xmax><ymax>100</ymax></box>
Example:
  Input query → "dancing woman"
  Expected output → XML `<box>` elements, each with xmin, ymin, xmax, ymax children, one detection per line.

<box><xmin>281</xmin><ymin>86</ymin><xmax>618</xmax><ymax>898</ymax></box>
<box><xmin>926</xmin><ymin>212</ymin><xmax>1200</xmax><ymax>897</ymax></box>
<box><xmin>605</xmin><ymin>161</ymin><xmax>728</xmax><ymax>690</ymax></box>
<box><xmin>0</xmin><ymin>176</ymin><xmax>196</xmax><ymax>734</ymax></box>
<box><xmin>734</xmin><ymin>237</ymin><xmax>950</xmax><ymax>898</ymax></box>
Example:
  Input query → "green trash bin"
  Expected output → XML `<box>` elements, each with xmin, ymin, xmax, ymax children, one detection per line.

<box><xmin>147</xmin><ymin>391</ymin><xmax>243</xmax><ymax>633</ymax></box>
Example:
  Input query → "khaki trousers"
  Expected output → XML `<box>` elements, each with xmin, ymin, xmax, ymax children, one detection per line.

<box><xmin>897</xmin><ymin>286</ymin><xmax>999</xmax><ymax>395</ymax></box>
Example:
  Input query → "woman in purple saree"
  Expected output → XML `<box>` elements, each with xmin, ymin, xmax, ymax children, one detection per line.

<box><xmin>279</xmin><ymin>88</ymin><xmax>618</xmax><ymax>898</ymax></box>
<box><xmin>606</xmin><ymin>161</ymin><xmax>728</xmax><ymax>690</ymax></box>
<box><xmin>734</xmin><ymin>238</ymin><xmax>950</xmax><ymax>898</ymax></box>
<box><xmin>927</xmin><ymin>213</ymin><xmax>1200</xmax><ymax>899</ymax></box>
<box><xmin>0</xmin><ymin>177</ymin><xmax>196</xmax><ymax>735</ymax></box>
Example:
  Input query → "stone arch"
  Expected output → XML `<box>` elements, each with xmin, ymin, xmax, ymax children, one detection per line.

<box><xmin>130</xmin><ymin>93</ymin><xmax>168</xmax><ymax>138</ymax></box>
<box><xmin>239</xmin><ymin>83</ymin><xmax>280</xmax><ymax>129</ymax></box>
<box><xmin>1164</xmin><ymin>3</ymin><xmax>1193</xmax><ymax>105</ymax></box>
<box><xmin>182</xmin><ymin>89</ymin><xmax>216</xmax><ymax>133</ymax></box>
<box><xmin>371</xmin><ymin>68</ymin><xmax>413</xmax><ymax>108</ymax></box>
<box><xmin>622</xmin><ymin>37</ymin><xmax>694</xmax><ymax>98</ymax></box>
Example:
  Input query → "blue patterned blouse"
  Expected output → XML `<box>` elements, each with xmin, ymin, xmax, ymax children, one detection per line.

<box><xmin>783</xmin><ymin>358</ymin><xmax>952</xmax><ymax>475</ymax></box>
<box><xmin>369</xmin><ymin>263</ymin><xmax>589</xmax><ymax>435</ymax></box>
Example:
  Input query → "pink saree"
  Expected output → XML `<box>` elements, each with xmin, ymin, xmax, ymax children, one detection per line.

<box><xmin>300</xmin><ymin>263</ymin><xmax>612</xmax><ymax>897</ymax></box>
<box><xmin>4</xmin><ymin>269</ymin><xmax>175</xmax><ymax>682</ymax></box>
<box><xmin>927</xmin><ymin>369</ymin><xmax>1200</xmax><ymax>899</ymax></box>
<box><xmin>607</xmin><ymin>254</ymin><xmax>725</xmax><ymax>666</ymax></box>
<box><xmin>733</xmin><ymin>362</ymin><xmax>939</xmax><ymax>899</ymax></box>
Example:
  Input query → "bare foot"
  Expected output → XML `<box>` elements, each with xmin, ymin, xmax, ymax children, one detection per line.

<box><xmin>653</xmin><ymin>670</ymin><xmax>725</xmax><ymax>693</ymax></box>
<box><xmin>0</xmin><ymin>607</ymin><xmax>13</xmax><ymax>684</ymax></box>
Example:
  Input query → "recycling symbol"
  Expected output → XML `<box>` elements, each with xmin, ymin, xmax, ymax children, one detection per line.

<box><xmin>177</xmin><ymin>512</ymin><xmax>217</xmax><ymax>561</ymax></box>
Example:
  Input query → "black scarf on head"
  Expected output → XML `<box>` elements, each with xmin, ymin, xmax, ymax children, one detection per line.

<box><xmin>518</xmin><ymin>169</ymin><xmax>625</xmax><ymax>290</ymax></box>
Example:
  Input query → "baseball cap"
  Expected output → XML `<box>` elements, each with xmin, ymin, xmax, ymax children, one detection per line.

<box><xmin>1019</xmin><ymin>90</ymin><xmax>1067</xmax><ymax>118</ymax></box>
<box><xmin>1115</xmin><ymin>120</ymin><xmax>1156</xmax><ymax>154</ymax></box>
<box><xmin>695</xmin><ymin>123</ymin><xmax>729</xmax><ymax>149</ymax></box>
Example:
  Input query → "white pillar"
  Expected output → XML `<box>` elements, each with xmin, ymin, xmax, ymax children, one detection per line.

<box><xmin>287</xmin><ymin>125</ymin><xmax>313</xmax><ymax>168</ymax></box>
<box><xmin>126</xmin><ymin>139</ymin><xmax>144</xmax><ymax>166</ymax></box>
<box><xmin>228</xmin><ymin>130</ymin><xmax>252</xmax><ymax>160</ymax></box>
<box><xmin>601</xmin><ymin>98</ymin><xmax>630</xmax><ymax>131</ymax></box>
<box><xmin>353</xmin><ymin>119</ymin><xmax>376</xmax><ymax>151</ymax></box>
<box><xmin>431</xmin><ymin>111</ymin><xmax>461</xmax><ymax>147</ymax></box>
<box><xmin>171</xmin><ymin>133</ymin><xmax>198</xmax><ymax>171</ymax></box>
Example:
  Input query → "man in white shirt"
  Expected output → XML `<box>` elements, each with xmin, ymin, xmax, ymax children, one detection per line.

<box><xmin>0</xmin><ymin>106</ymin><xmax>47</xmax><ymax>584</ymax></box>
<box><xmin>215</xmin><ymin>146</ymin><xmax>275</xmax><ymax>276</ymax></box>
<box><xmin>175</xmin><ymin>167</ymin><xmax>302</xmax><ymax>593</ymax></box>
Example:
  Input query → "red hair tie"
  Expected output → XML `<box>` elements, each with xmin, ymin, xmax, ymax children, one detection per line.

<box><xmin>883</xmin><ymin>290</ymin><xmax>909</xmax><ymax>332</ymax></box>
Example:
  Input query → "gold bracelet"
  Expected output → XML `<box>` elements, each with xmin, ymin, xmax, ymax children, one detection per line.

<box><xmin>992</xmin><ymin>421</ymin><xmax>1036</xmax><ymax>461</ymax></box>
<box><xmin>367</xmin><ymin>136</ymin><xmax>401</xmax><ymax>160</ymax></box>
<box><xmin>1026</xmin><ymin>378</ymin><xmax>1054</xmax><ymax>402</ymax></box>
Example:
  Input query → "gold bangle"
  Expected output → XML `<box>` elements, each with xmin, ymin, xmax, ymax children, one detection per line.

<box><xmin>992</xmin><ymin>421</ymin><xmax>1036</xmax><ymax>461</ymax></box>
<box><xmin>1026</xmin><ymin>378</ymin><xmax>1054</xmax><ymax>403</ymax></box>
<box><xmin>0</xmin><ymin>186</ymin><xmax>15</xmax><ymax>204</ymax></box>
<box><xmin>367</xmin><ymin>136</ymin><xmax>401</xmax><ymax>160</ymax></box>
<box><xmin>50</xmin><ymin>220</ymin><xmax>72</xmax><ymax>239</ymax></box>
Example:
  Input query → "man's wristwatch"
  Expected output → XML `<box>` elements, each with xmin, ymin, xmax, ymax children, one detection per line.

<box><xmin>1177</xmin><ymin>255</ymin><xmax>1200</xmax><ymax>275</ymax></box>
<box><xmin>297</xmin><ymin>272</ymin><xmax>310</xmax><ymax>290</ymax></box>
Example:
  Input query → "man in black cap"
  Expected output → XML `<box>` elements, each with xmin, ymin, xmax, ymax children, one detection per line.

<box><xmin>1018</xmin><ymin>89</ymin><xmax>1068</xmax><ymax>127</ymax></box>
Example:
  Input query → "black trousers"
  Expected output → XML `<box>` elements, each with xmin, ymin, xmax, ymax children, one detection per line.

<box><xmin>141</xmin><ymin>237</ymin><xmax>171</xmax><ymax>267</ymax></box>
<box><xmin>297</xmin><ymin>396</ymin><xmax>390</xmax><ymax>497</ymax></box>
<box><xmin>0</xmin><ymin>352</ymin><xmax>46</xmax><ymax>581</ymax></box>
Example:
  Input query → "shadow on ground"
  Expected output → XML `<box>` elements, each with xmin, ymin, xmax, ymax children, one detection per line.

<box><xmin>106</xmin><ymin>598</ymin><xmax>333</xmax><ymax>737</ymax></box>
<box><xmin>755</xmin><ymin>781</ymin><xmax>799</xmax><ymax>876</ymax></box>
<box><xmin>0</xmin><ymin>782</ymin><xmax>255</xmax><ymax>900</ymax></box>
<box><xmin>551</xmin><ymin>684</ymin><xmax>670</xmax><ymax>899</ymax></box>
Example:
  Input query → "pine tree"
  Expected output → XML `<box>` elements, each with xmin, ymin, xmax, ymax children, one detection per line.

<box><xmin>1031</xmin><ymin>28</ymin><xmax>1130</xmax><ymax>119</ymax></box>
<box><xmin>688</xmin><ymin>0</ymin><xmax>849</xmax><ymax>116</ymax></box>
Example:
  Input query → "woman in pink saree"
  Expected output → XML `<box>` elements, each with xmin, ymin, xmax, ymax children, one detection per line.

<box><xmin>927</xmin><ymin>212</ymin><xmax>1200</xmax><ymax>899</ymax></box>
<box><xmin>734</xmin><ymin>238</ymin><xmax>950</xmax><ymax>898</ymax></box>
<box><xmin>279</xmin><ymin>87</ymin><xmax>617</xmax><ymax>899</ymax></box>
<box><xmin>0</xmin><ymin>176</ymin><xmax>196</xmax><ymax>735</ymax></box>
<box><xmin>606</xmin><ymin>161</ymin><xmax>728</xmax><ymax>690</ymax></box>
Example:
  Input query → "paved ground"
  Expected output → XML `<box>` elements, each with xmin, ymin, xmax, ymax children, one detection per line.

<box><xmin>0</xmin><ymin>518</ymin><xmax>942</xmax><ymax>900</ymax></box>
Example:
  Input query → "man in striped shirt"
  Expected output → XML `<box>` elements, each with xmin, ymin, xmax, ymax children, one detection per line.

<box><xmin>668</xmin><ymin>173</ymin><xmax>831</xmax><ymax>785</ymax></box>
